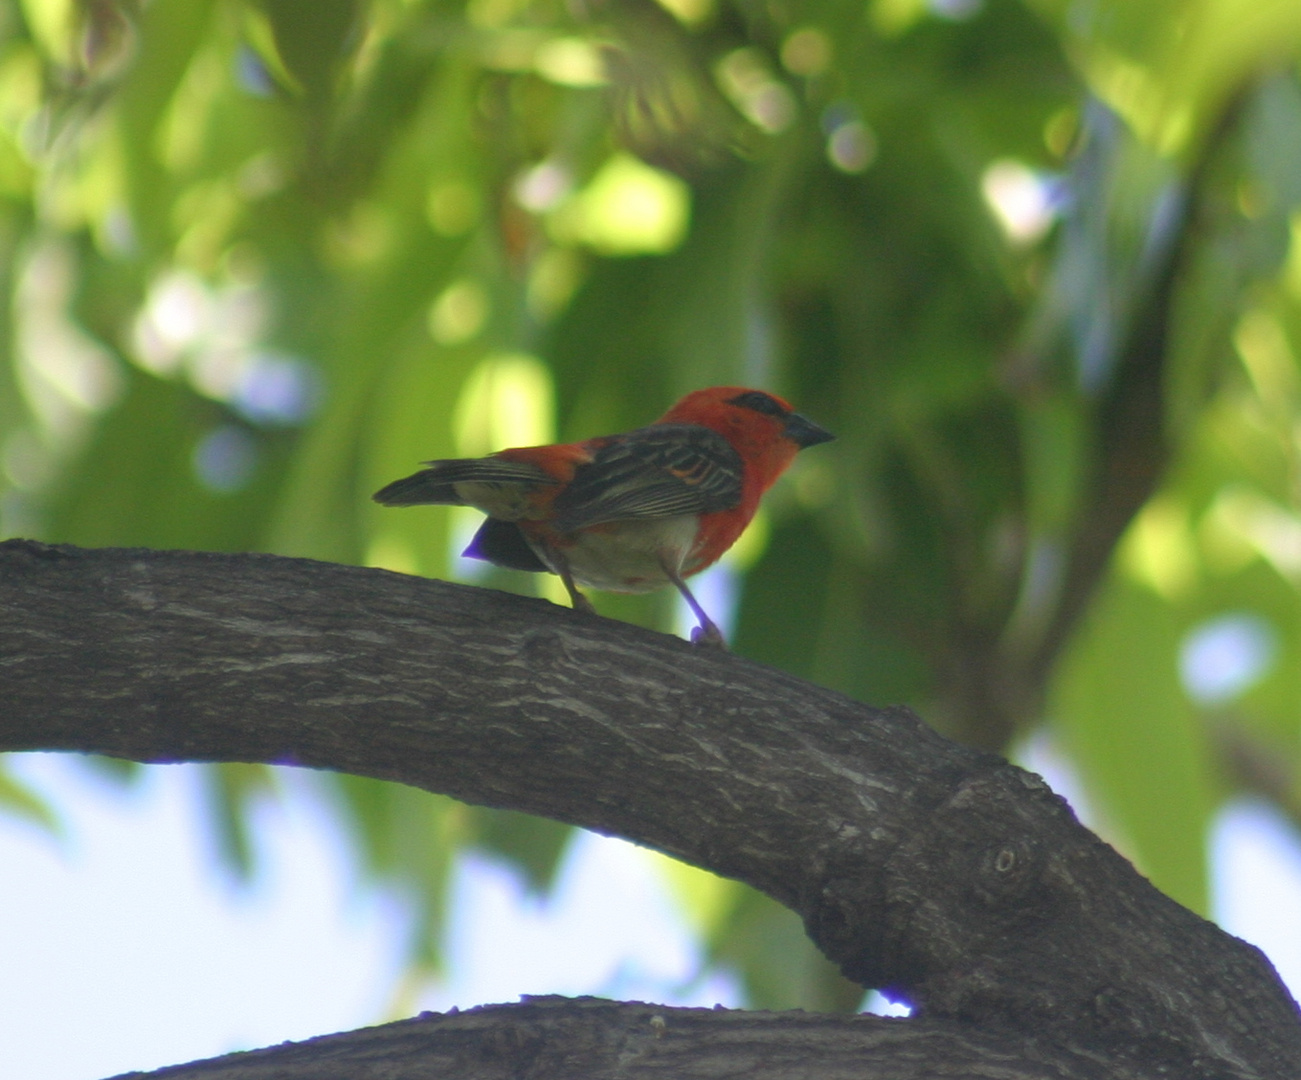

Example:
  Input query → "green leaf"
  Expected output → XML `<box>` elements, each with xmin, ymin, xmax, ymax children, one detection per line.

<box><xmin>199</xmin><ymin>763</ymin><xmax>279</xmax><ymax>882</ymax></box>
<box><xmin>1049</xmin><ymin>571</ymin><xmax>1216</xmax><ymax>914</ymax></box>
<box><xmin>705</xmin><ymin>884</ymin><xmax>864</xmax><ymax>1011</ymax></box>
<box><xmin>255</xmin><ymin>0</ymin><xmax>361</xmax><ymax>101</ymax></box>
<box><xmin>0</xmin><ymin>759</ymin><xmax>60</xmax><ymax>836</ymax></box>
<box><xmin>469</xmin><ymin>808</ymin><xmax>573</xmax><ymax>894</ymax></box>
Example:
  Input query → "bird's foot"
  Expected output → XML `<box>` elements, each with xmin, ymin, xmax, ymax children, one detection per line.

<box><xmin>690</xmin><ymin>623</ymin><xmax>728</xmax><ymax>649</ymax></box>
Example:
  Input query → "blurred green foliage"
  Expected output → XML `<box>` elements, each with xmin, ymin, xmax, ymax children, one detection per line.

<box><xmin>3</xmin><ymin>0</ymin><xmax>1301</xmax><ymax>1011</ymax></box>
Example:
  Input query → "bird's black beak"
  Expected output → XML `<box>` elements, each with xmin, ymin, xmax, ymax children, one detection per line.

<box><xmin>784</xmin><ymin>412</ymin><xmax>835</xmax><ymax>449</ymax></box>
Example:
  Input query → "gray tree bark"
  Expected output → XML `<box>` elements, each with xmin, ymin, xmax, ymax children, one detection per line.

<box><xmin>2</xmin><ymin>539</ymin><xmax>1298</xmax><ymax>1080</ymax></box>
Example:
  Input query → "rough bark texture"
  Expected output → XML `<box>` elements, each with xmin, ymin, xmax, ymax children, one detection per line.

<box><xmin>109</xmin><ymin>996</ymin><xmax>1131</xmax><ymax>1080</ymax></box>
<box><xmin>2</xmin><ymin>539</ymin><xmax>1299</xmax><ymax>1080</ymax></box>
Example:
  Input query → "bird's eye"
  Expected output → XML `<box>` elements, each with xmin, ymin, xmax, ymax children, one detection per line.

<box><xmin>727</xmin><ymin>391</ymin><xmax>789</xmax><ymax>418</ymax></box>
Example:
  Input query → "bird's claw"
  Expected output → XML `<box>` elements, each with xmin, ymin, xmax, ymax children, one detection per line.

<box><xmin>691</xmin><ymin>624</ymin><xmax>728</xmax><ymax>649</ymax></box>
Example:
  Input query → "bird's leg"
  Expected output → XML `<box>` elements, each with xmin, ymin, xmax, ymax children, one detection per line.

<box><xmin>659</xmin><ymin>558</ymin><xmax>726</xmax><ymax>648</ymax></box>
<box><xmin>548</xmin><ymin>546</ymin><xmax>595</xmax><ymax>614</ymax></box>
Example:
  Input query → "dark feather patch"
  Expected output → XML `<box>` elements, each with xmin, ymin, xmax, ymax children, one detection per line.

<box><xmin>552</xmin><ymin>423</ymin><xmax>743</xmax><ymax>532</ymax></box>
<box><xmin>372</xmin><ymin>471</ymin><xmax>464</xmax><ymax>506</ymax></box>
<box><xmin>726</xmin><ymin>390</ymin><xmax>790</xmax><ymax>418</ymax></box>
<box><xmin>464</xmin><ymin>518</ymin><xmax>549</xmax><ymax>572</ymax></box>
<box><xmin>373</xmin><ymin>457</ymin><xmax>557</xmax><ymax>506</ymax></box>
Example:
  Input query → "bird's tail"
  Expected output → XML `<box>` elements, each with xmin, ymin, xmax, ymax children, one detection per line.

<box><xmin>372</xmin><ymin>469</ymin><xmax>464</xmax><ymax>506</ymax></box>
<box><xmin>372</xmin><ymin>457</ymin><xmax>559</xmax><ymax>506</ymax></box>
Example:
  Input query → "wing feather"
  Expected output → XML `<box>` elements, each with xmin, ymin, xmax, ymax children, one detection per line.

<box><xmin>552</xmin><ymin>424</ymin><xmax>743</xmax><ymax>531</ymax></box>
<box><xmin>372</xmin><ymin>458</ymin><xmax>557</xmax><ymax>506</ymax></box>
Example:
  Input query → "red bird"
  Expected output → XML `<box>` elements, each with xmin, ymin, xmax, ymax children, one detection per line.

<box><xmin>373</xmin><ymin>386</ymin><xmax>834</xmax><ymax>645</ymax></box>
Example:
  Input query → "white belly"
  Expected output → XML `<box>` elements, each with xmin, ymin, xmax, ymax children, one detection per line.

<box><xmin>536</xmin><ymin>515</ymin><xmax>699</xmax><ymax>593</ymax></box>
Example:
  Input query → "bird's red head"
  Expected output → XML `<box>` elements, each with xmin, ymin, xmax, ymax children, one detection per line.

<box><xmin>658</xmin><ymin>386</ymin><xmax>834</xmax><ymax>496</ymax></box>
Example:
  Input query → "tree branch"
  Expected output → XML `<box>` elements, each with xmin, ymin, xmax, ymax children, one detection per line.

<box><xmin>1028</xmin><ymin>87</ymin><xmax>1253</xmax><ymax>707</ymax></box>
<box><xmin>115</xmin><ymin>996</ymin><xmax>1128</xmax><ymax>1080</ymax></box>
<box><xmin>3</xmin><ymin>540</ymin><xmax>1298</xmax><ymax>1079</ymax></box>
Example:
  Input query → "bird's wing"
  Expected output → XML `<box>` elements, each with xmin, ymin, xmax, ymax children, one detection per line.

<box><xmin>372</xmin><ymin>457</ymin><xmax>558</xmax><ymax>506</ymax></box>
<box><xmin>552</xmin><ymin>424</ymin><xmax>743</xmax><ymax>531</ymax></box>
